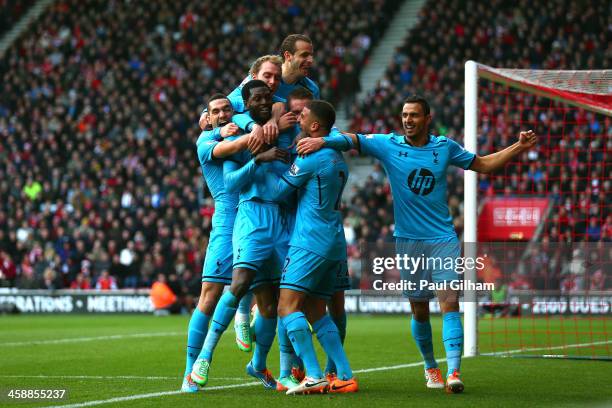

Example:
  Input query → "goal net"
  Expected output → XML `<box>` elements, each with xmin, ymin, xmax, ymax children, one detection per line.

<box><xmin>463</xmin><ymin>61</ymin><xmax>611</xmax><ymax>360</ymax></box>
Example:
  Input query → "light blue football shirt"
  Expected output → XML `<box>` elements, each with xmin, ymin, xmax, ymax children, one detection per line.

<box><xmin>357</xmin><ymin>133</ymin><xmax>476</xmax><ymax>240</ymax></box>
<box><xmin>266</xmin><ymin>148</ymin><xmax>348</xmax><ymax>260</ymax></box>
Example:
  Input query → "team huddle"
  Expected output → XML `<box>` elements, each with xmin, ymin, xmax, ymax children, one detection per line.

<box><xmin>180</xmin><ymin>33</ymin><xmax>538</xmax><ymax>396</ymax></box>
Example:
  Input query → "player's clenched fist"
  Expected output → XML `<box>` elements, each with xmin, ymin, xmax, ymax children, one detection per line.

<box><xmin>220</xmin><ymin>123</ymin><xmax>240</xmax><ymax>138</ymax></box>
<box><xmin>518</xmin><ymin>130</ymin><xmax>537</xmax><ymax>149</ymax></box>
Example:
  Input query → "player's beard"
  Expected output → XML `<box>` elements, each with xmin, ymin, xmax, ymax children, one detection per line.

<box><xmin>290</xmin><ymin>59</ymin><xmax>306</xmax><ymax>78</ymax></box>
<box><xmin>251</xmin><ymin>106</ymin><xmax>272</xmax><ymax>124</ymax></box>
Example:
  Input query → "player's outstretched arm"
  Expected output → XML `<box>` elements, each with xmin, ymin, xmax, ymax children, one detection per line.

<box><xmin>265</xmin><ymin>155</ymin><xmax>313</xmax><ymax>202</ymax></box>
<box><xmin>296</xmin><ymin>130</ymin><xmax>357</xmax><ymax>156</ymax></box>
<box><xmin>469</xmin><ymin>130</ymin><xmax>537</xmax><ymax>174</ymax></box>
<box><xmin>211</xmin><ymin>134</ymin><xmax>250</xmax><ymax>159</ymax></box>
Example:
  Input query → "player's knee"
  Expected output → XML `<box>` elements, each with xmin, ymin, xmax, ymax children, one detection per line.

<box><xmin>197</xmin><ymin>284</ymin><xmax>223</xmax><ymax>314</ymax></box>
<box><xmin>258</xmin><ymin>302</ymin><xmax>277</xmax><ymax>318</ymax></box>
<box><xmin>277</xmin><ymin>302</ymin><xmax>294</xmax><ymax>317</ymax></box>
<box><xmin>328</xmin><ymin>292</ymin><xmax>345</xmax><ymax>318</ymax></box>
<box><xmin>230</xmin><ymin>268</ymin><xmax>254</xmax><ymax>298</ymax></box>
<box><xmin>440</xmin><ymin>300</ymin><xmax>460</xmax><ymax>314</ymax></box>
<box><xmin>229</xmin><ymin>280</ymin><xmax>249</xmax><ymax>299</ymax></box>
<box><xmin>410</xmin><ymin>300</ymin><xmax>430</xmax><ymax>322</ymax></box>
<box><xmin>198</xmin><ymin>293</ymin><xmax>219</xmax><ymax>315</ymax></box>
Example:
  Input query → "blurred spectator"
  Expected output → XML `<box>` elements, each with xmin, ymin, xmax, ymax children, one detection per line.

<box><xmin>70</xmin><ymin>272</ymin><xmax>91</xmax><ymax>290</ymax></box>
<box><xmin>16</xmin><ymin>265</ymin><xmax>40</xmax><ymax>289</ymax></box>
<box><xmin>95</xmin><ymin>269</ymin><xmax>118</xmax><ymax>290</ymax></box>
<box><xmin>41</xmin><ymin>268</ymin><xmax>62</xmax><ymax>290</ymax></box>
<box><xmin>0</xmin><ymin>250</ymin><xmax>17</xmax><ymax>287</ymax></box>
<box><xmin>151</xmin><ymin>273</ymin><xmax>180</xmax><ymax>315</ymax></box>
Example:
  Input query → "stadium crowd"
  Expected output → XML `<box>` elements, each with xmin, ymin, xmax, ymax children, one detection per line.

<box><xmin>344</xmin><ymin>0</ymin><xmax>610</xmax><ymax>291</ymax></box>
<box><xmin>0</xmin><ymin>0</ymin><xmax>401</xmax><ymax>295</ymax></box>
<box><xmin>0</xmin><ymin>0</ymin><xmax>35</xmax><ymax>37</ymax></box>
<box><xmin>0</xmin><ymin>0</ymin><xmax>608</xmax><ymax>299</ymax></box>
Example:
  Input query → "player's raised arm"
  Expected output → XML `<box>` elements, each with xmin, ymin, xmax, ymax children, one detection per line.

<box><xmin>469</xmin><ymin>130</ymin><xmax>537</xmax><ymax>173</ymax></box>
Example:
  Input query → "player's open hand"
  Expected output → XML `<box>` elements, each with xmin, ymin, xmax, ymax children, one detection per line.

<box><xmin>262</xmin><ymin>120</ymin><xmax>279</xmax><ymax>144</ymax></box>
<box><xmin>278</xmin><ymin>112</ymin><xmax>297</xmax><ymax>132</ymax></box>
<box><xmin>248</xmin><ymin>125</ymin><xmax>265</xmax><ymax>154</ymax></box>
<box><xmin>518</xmin><ymin>130</ymin><xmax>537</xmax><ymax>150</ymax></box>
<box><xmin>255</xmin><ymin>147</ymin><xmax>290</xmax><ymax>164</ymax></box>
<box><xmin>220</xmin><ymin>122</ymin><xmax>240</xmax><ymax>138</ymax></box>
<box><xmin>297</xmin><ymin>137</ymin><xmax>325</xmax><ymax>156</ymax></box>
<box><xmin>198</xmin><ymin>112</ymin><xmax>209</xmax><ymax>130</ymax></box>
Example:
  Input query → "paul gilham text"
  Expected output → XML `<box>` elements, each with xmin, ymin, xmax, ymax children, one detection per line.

<box><xmin>372</xmin><ymin>280</ymin><xmax>494</xmax><ymax>291</ymax></box>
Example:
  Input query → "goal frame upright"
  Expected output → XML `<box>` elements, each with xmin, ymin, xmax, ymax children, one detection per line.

<box><xmin>462</xmin><ymin>60</ymin><xmax>611</xmax><ymax>358</ymax></box>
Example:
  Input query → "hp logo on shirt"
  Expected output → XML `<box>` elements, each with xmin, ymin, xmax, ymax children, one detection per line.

<box><xmin>407</xmin><ymin>168</ymin><xmax>435</xmax><ymax>196</ymax></box>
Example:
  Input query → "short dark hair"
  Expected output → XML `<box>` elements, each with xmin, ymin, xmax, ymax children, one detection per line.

<box><xmin>241</xmin><ymin>79</ymin><xmax>269</xmax><ymax>102</ymax></box>
<box><xmin>403</xmin><ymin>95</ymin><xmax>430</xmax><ymax>116</ymax></box>
<box><xmin>306</xmin><ymin>100</ymin><xmax>335</xmax><ymax>132</ymax></box>
<box><xmin>279</xmin><ymin>34</ymin><xmax>312</xmax><ymax>61</ymax></box>
<box><xmin>287</xmin><ymin>87</ymin><xmax>314</xmax><ymax>105</ymax></box>
<box><xmin>207</xmin><ymin>93</ymin><xmax>229</xmax><ymax>110</ymax></box>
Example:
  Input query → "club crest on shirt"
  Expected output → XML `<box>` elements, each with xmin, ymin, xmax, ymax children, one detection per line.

<box><xmin>290</xmin><ymin>163</ymin><xmax>300</xmax><ymax>175</ymax></box>
<box><xmin>433</xmin><ymin>150</ymin><xmax>439</xmax><ymax>164</ymax></box>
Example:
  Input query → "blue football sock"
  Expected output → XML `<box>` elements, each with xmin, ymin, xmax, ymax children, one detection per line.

<box><xmin>313</xmin><ymin>314</ymin><xmax>353</xmax><ymax>380</ymax></box>
<box><xmin>325</xmin><ymin>312</ymin><xmax>347</xmax><ymax>374</ymax></box>
<box><xmin>251</xmin><ymin>315</ymin><xmax>276</xmax><ymax>371</ymax></box>
<box><xmin>199</xmin><ymin>291</ymin><xmax>238</xmax><ymax>361</ymax></box>
<box><xmin>236</xmin><ymin>291</ymin><xmax>253</xmax><ymax>322</ymax></box>
<box><xmin>442</xmin><ymin>312</ymin><xmax>463</xmax><ymax>376</ymax></box>
<box><xmin>277</xmin><ymin>317</ymin><xmax>299</xmax><ymax>378</ymax></box>
<box><xmin>282</xmin><ymin>312</ymin><xmax>323</xmax><ymax>379</ymax></box>
<box><xmin>411</xmin><ymin>317</ymin><xmax>438</xmax><ymax>369</ymax></box>
<box><xmin>185</xmin><ymin>308</ymin><xmax>210</xmax><ymax>375</ymax></box>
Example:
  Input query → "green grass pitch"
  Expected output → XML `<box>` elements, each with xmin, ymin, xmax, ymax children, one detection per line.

<box><xmin>1</xmin><ymin>315</ymin><xmax>610</xmax><ymax>407</ymax></box>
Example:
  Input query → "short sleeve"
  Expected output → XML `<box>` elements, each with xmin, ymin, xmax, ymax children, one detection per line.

<box><xmin>281</xmin><ymin>155</ymin><xmax>317</xmax><ymax>189</ymax></box>
<box><xmin>356</xmin><ymin>133</ymin><xmax>389</xmax><ymax>160</ymax></box>
<box><xmin>197</xmin><ymin>139</ymin><xmax>218</xmax><ymax>164</ymax></box>
<box><xmin>447</xmin><ymin>138</ymin><xmax>476</xmax><ymax>169</ymax></box>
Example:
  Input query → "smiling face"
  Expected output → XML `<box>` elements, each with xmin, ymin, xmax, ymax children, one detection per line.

<box><xmin>285</xmin><ymin>40</ymin><xmax>314</xmax><ymax>78</ymax></box>
<box><xmin>298</xmin><ymin>106</ymin><xmax>319</xmax><ymax>136</ymax></box>
<box><xmin>401</xmin><ymin>102</ymin><xmax>431</xmax><ymax>142</ymax></box>
<box><xmin>246</xmin><ymin>86</ymin><xmax>273</xmax><ymax>124</ymax></box>
<box><xmin>208</xmin><ymin>98</ymin><xmax>233</xmax><ymax>128</ymax></box>
<box><xmin>254</xmin><ymin>61</ymin><xmax>281</xmax><ymax>94</ymax></box>
<box><xmin>289</xmin><ymin>97</ymin><xmax>310</xmax><ymax>116</ymax></box>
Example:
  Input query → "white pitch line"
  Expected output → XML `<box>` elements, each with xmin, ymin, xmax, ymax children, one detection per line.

<box><xmin>42</xmin><ymin>339</ymin><xmax>612</xmax><ymax>408</ymax></box>
<box><xmin>0</xmin><ymin>332</ymin><xmax>183</xmax><ymax>347</ymax></box>
<box><xmin>44</xmin><ymin>381</ymin><xmax>260</xmax><ymax>408</ymax></box>
<box><xmin>481</xmin><ymin>339</ymin><xmax>612</xmax><ymax>357</ymax></box>
<box><xmin>353</xmin><ymin>358</ymin><xmax>446</xmax><ymax>374</ymax></box>
<box><xmin>0</xmin><ymin>375</ymin><xmax>249</xmax><ymax>381</ymax></box>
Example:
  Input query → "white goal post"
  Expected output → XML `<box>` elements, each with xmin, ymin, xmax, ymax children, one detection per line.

<box><xmin>462</xmin><ymin>60</ymin><xmax>611</xmax><ymax>358</ymax></box>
